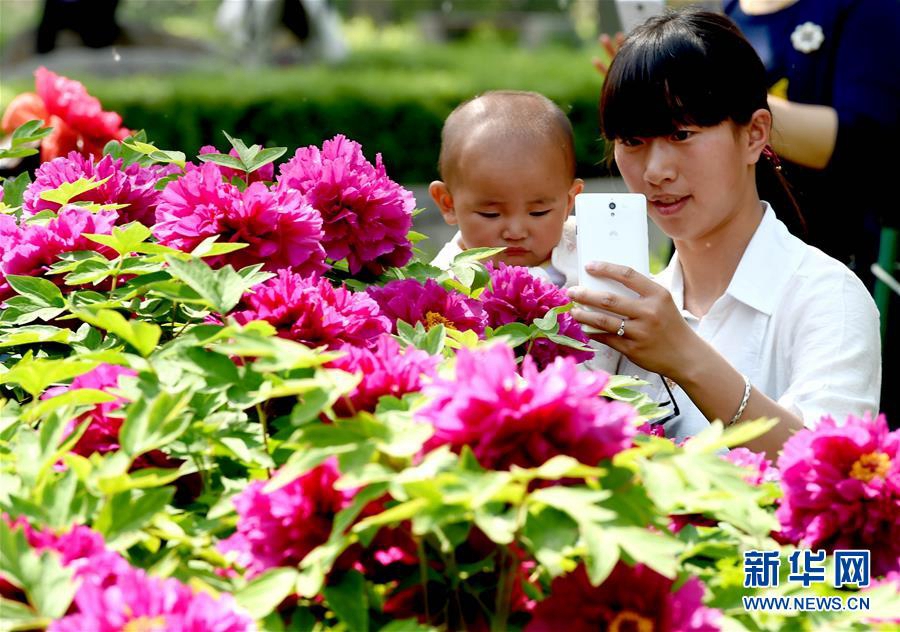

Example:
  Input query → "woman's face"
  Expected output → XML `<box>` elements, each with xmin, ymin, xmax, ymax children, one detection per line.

<box><xmin>613</xmin><ymin>120</ymin><xmax>760</xmax><ymax>243</ymax></box>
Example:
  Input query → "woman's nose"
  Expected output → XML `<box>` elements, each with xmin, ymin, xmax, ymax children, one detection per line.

<box><xmin>643</xmin><ymin>140</ymin><xmax>677</xmax><ymax>186</ymax></box>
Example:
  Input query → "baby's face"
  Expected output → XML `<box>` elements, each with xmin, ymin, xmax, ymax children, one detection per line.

<box><xmin>444</xmin><ymin>142</ymin><xmax>580</xmax><ymax>268</ymax></box>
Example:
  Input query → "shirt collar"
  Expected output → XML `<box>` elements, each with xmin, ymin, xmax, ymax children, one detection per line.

<box><xmin>660</xmin><ymin>203</ymin><xmax>806</xmax><ymax>316</ymax></box>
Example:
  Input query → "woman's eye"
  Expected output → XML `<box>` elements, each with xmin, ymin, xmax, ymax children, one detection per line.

<box><xmin>620</xmin><ymin>137</ymin><xmax>642</xmax><ymax>147</ymax></box>
<box><xmin>476</xmin><ymin>212</ymin><xmax>500</xmax><ymax>219</ymax></box>
<box><xmin>530</xmin><ymin>210</ymin><xmax>552</xmax><ymax>217</ymax></box>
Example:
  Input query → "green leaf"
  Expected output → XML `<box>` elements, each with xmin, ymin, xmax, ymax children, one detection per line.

<box><xmin>84</xmin><ymin>222</ymin><xmax>153</xmax><ymax>256</ymax></box>
<box><xmin>4</xmin><ymin>276</ymin><xmax>64</xmax><ymax>308</ymax></box>
<box><xmin>119</xmin><ymin>389</ymin><xmax>192</xmax><ymax>457</ymax></box>
<box><xmin>0</xmin><ymin>520</ymin><xmax>76</xmax><ymax>619</ymax></box>
<box><xmin>0</xmin><ymin>353</ymin><xmax>97</xmax><ymax>398</ymax></box>
<box><xmin>164</xmin><ymin>256</ymin><xmax>248</xmax><ymax>314</ymax></box>
<box><xmin>197</xmin><ymin>153</ymin><xmax>246</xmax><ymax>171</ymax></box>
<box><xmin>93</xmin><ymin>488</ymin><xmax>174</xmax><ymax>542</ymax></box>
<box><xmin>523</xmin><ymin>505</ymin><xmax>579</xmax><ymax>577</ymax></box>
<box><xmin>245</xmin><ymin>146</ymin><xmax>287</xmax><ymax>173</ymax></box>
<box><xmin>0</xmin><ymin>324</ymin><xmax>71</xmax><ymax>348</ymax></box>
<box><xmin>122</xmin><ymin>141</ymin><xmax>186</xmax><ymax>168</ymax></box>
<box><xmin>581</xmin><ymin>524</ymin><xmax>620</xmax><ymax>585</ymax></box>
<box><xmin>234</xmin><ymin>567</ymin><xmax>299</xmax><ymax>619</ymax></box>
<box><xmin>529</xmin><ymin>487</ymin><xmax>615</xmax><ymax>526</ymax></box>
<box><xmin>609</xmin><ymin>526</ymin><xmax>683</xmax><ymax>579</ymax></box>
<box><xmin>72</xmin><ymin>308</ymin><xmax>161</xmax><ymax>357</ymax></box>
<box><xmin>2</xmin><ymin>171</ymin><xmax>32</xmax><ymax>207</ymax></box>
<box><xmin>190</xmin><ymin>235</ymin><xmax>249</xmax><ymax>258</ymax></box>
<box><xmin>485</xmin><ymin>322</ymin><xmax>532</xmax><ymax>348</ymax></box>
<box><xmin>38</xmin><ymin>175</ymin><xmax>111</xmax><ymax>206</ymax></box>
<box><xmin>451</xmin><ymin>247</ymin><xmax>505</xmax><ymax>264</ymax></box>
<box><xmin>11</xmin><ymin>120</ymin><xmax>53</xmax><ymax>145</ymax></box>
<box><xmin>323</xmin><ymin>570</ymin><xmax>368</xmax><ymax>632</ymax></box>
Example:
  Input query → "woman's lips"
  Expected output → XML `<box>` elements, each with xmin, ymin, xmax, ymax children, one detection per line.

<box><xmin>650</xmin><ymin>195</ymin><xmax>689</xmax><ymax>216</ymax></box>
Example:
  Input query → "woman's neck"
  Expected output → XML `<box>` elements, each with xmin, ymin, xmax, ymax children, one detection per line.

<box><xmin>674</xmin><ymin>196</ymin><xmax>766</xmax><ymax>319</ymax></box>
<box><xmin>739</xmin><ymin>0</ymin><xmax>801</xmax><ymax>16</ymax></box>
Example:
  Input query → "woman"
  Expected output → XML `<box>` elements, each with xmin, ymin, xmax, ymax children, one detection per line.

<box><xmin>568</xmin><ymin>9</ymin><xmax>881</xmax><ymax>458</ymax></box>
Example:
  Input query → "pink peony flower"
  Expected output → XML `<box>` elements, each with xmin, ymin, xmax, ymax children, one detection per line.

<box><xmin>526</xmin><ymin>562</ymin><xmax>721</xmax><ymax>632</ymax></box>
<box><xmin>723</xmin><ymin>447</ymin><xmax>778</xmax><ymax>485</ymax></box>
<box><xmin>199</xmin><ymin>145</ymin><xmax>274</xmax><ymax>183</ymax></box>
<box><xmin>50</xmin><ymin>564</ymin><xmax>255</xmax><ymax>632</ymax></box>
<box><xmin>366</xmin><ymin>278</ymin><xmax>487</xmax><ymax>336</ymax></box>
<box><xmin>328</xmin><ymin>334</ymin><xmax>438</xmax><ymax>416</ymax></box>
<box><xmin>1</xmin><ymin>68</ymin><xmax>129</xmax><ymax>161</ymax></box>
<box><xmin>776</xmin><ymin>413</ymin><xmax>899</xmax><ymax>575</ymax></box>
<box><xmin>0</xmin><ymin>206</ymin><xmax>117</xmax><ymax>301</ymax></box>
<box><xmin>481</xmin><ymin>263</ymin><xmax>593</xmax><ymax>369</ymax></box>
<box><xmin>230</xmin><ymin>270</ymin><xmax>390</xmax><ymax>350</ymax></box>
<box><xmin>276</xmin><ymin>134</ymin><xmax>414</xmax><ymax>275</ymax></box>
<box><xmin>42</xmin><ymin>363</ymin><xmax>137</xmax><ymax>458</ymax></box>
<box><xmin>218</xmin><ymin>460</ymin><xmax>351</xmax><ymax>578</ymax></box>
<box><xmin>418</xmin><ymin>345</ymin><xmax>637</xmax><ymax>470</ymax></box>
<box><xmin>153</xmin><ymin>162</ymin><xmax>326</xmax><ymax>275</ymax></box>
<box><xmin>23</xmin><ymin>151</ymin><xmax>166</xmax><ymax>226</ymax></box>
<box><xmin>35</xmin><ymin>67</ymin><xmax>127</xmax><ymax>143</ymax></box>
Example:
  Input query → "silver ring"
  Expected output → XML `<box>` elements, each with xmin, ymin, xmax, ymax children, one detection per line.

<box><xmin>616</xmin><ymin>319</ymin><xmax>626</xmax><ymax>336</ymax></box>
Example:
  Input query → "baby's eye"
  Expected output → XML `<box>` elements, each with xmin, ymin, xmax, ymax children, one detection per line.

<box><xmin>619</xmin><ymin>137</ymin><xmax>643</xmax><ymax>147</ymax></box>
<box><xmin>476</xmin><ymin>212</ymin><xmax>500</xmax><ymax>219</ymax></box>
<box><xmin>529</xmin><ymin>210</ymin><xmax>552</xmax><ymax>217</ymax></box>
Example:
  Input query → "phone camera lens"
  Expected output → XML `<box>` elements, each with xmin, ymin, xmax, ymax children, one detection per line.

<box><xmin>609</xmin><ymin>202</ymin><xmax>616</xmax><ymax>210</ymax></box>
<box><xmin>610</xmin><ymin>212</ymin><xmax>616</xmax><ymax>217</ymax></box>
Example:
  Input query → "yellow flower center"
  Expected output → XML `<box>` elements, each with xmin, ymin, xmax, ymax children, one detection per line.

<box><xmin>849</xmin><ymin>451</ymin><xmax>891</xmax><ymax>483</ymax></box>
<box><xmin>424</xmin><ymin>311</ymin><xmax>456</xmax><ymax>331</ymax></box>
<box><xmin>609</xmin><ymin>610</ymin><xmax>655</xmax><ymax>632</ymax></box>
<box><xmin>122</xmin><ymin>616</ymin><xmax>168</xmax><ymax>632</ymax></box>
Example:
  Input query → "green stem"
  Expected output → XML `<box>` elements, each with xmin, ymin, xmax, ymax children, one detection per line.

<box><xmin>256</xmin><ymin>403</ymin><xmax>272</xmax><ymax>477</ymax></box>
<box><xmin>416</xmin><ymin>537</ymin><xmax>431</xmax><ymax>624</ymax></box>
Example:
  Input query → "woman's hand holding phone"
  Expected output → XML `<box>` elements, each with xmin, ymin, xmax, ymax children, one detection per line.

<box><xmin>567</xmin><ymin>263</ymin><xmax>700</xmax><ymax>380</ymax></box>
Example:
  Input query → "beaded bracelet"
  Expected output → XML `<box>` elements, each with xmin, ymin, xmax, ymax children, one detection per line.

<box><xmin>727</xmin><ymin>374</ymin><xmax>752</xmax><ymax>427</ymax></box>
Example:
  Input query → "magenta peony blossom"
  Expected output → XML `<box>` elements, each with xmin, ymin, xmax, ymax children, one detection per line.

<box><xmin>230</xmin><ymin>270</ymin><xmax>389</xmax><ymax>349</ymax></box>
<box><xmin>526</xmin><ymin>562</ymin><xmax>720</xmax><ymax>632</ymax></box>
<box><xmin>328</xmin><ymin>334</ymin><xmax>438</xmax><ymax>416</ymax></box>
<box><xmin>776</xmin><ymin>413</ymin><xmax>899</xmax><ymax>576</ymax></box>
<box><xmin>154</xmin><ymin>162</ymin><xmax>326</xmax><ymax>275</ymax></box>
<box><xmin>367</xmin><ymin>278</ymin><xmax>487</xmax><ymax>336</ymax></box>
<box><xmin>218</xmin><ymin>460</ymin><xmax>351</xmax><ymax>578</ymax></box>
<box><xmin>42</xmin><ymin>363</ymin><xmax>137</xmax><ymax>458</ymax></box>
<box><xmin>723</xmin><ymin>447</ymin><xmax>778</xmax><ymax>485</ymax></box>
<box><xmin>418</xmin><ymin>345</ymin><xmax>637</xmax><ymax>470</ymax></box>
<box><xmin>35</xmin><ymin>67</ymin><xmax>127</xmax><ymax>144</ymax></box>
<box><xmin>199</xmin><ymin>145</ymin><xmax>274</xmax><ymax>183</ymax></box>
<box><xmin>23</xmin><ymin>151</ymin><xmax>167</xmax><ymax>226</ymax></box>
<box><xmin>276</xmin><ymin>134</ymin><xmax>414</xmax><ymax>274</ymax></box>
<box><xmin>481</xmin><ymin>263</ymin><xmax>593</xmax><ymax>369</ymax></box>
<box><xmin>50</xmin><ymin>564</ymin><xmax>255</xmax><ymax>632</ymax></box>
<box><xmin>0</xmin><ymin>206</ymin><xmax>117</xmax><ymax>301</ymax></box>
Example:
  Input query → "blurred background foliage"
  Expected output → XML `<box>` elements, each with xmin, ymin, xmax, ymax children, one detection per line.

<box><xmin>0</xmin><ymin>0</ymin><xmax>618</xmax><ymax>183</ymax></box>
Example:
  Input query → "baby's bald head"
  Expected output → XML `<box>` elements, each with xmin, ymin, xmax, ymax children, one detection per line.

<box><xmin>438</xmin><ymin>90</ymin><xmax>576</xmax><ymax>188</ymax></box>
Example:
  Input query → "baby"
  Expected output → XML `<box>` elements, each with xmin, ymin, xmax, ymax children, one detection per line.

<box><xmin>430</xmin><ymin>90</ymin><xmax>618</xmax><ymax>372</ymax></box>
<box><xmin>429</xmin><ymin>90</ymin><xmax>582</xmax><ymax>287</ymax></box>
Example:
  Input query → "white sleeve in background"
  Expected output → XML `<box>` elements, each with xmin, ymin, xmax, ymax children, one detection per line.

<box><xmin>430</xmin><ymin>231</ymin><xmax>464</xmax><ymax>270</ymax></box>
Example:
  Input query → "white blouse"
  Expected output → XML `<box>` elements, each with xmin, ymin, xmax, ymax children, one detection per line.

<box><xmin>620</xmin><ymin>204</ymin><xmax>882</xmax><ymax>442</ymax></box>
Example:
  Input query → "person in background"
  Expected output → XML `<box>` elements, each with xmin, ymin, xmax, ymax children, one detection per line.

<box><xmin>569</xmin><ymin>9</ymin><xmax>881</xmax><ymax>458</ymax></box>
<box><xmin>725</xmin><ymin>0</ymin><xmax>900</xmax><ymax>426</ymax></box>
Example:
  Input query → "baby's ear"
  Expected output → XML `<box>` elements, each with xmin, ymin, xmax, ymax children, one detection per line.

<box><xmin>566</xmin><ymin>178</ymin><xmax>585</xmax><ymax>216</ymax></box>
<box><xmin>429</xmin><ymin>181</ymin><xmax>457</xmax><ymax>225</ymax></box>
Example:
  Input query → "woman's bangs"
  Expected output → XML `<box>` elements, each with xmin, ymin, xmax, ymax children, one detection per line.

<box><xmin>601</xmin><ymin>39</ymin><xmax>730</xmax><ymax>140</ymax></box>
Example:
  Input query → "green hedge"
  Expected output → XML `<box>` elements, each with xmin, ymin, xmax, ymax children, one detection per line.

<box><xmin>3</xmin><ymin>42</ymin><xmax>610</xmax><ymax>183</ymax></box>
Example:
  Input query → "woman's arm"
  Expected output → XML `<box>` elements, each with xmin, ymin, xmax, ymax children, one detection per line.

<box><xmin>566</xmin><ymin>262</ymin><xmax>803</xmax><ymax>459</ymax></box>
<box><xmin>767</xmin><ymin>95</ymin><xmax>837</xmax><ymax>170</ymax></box>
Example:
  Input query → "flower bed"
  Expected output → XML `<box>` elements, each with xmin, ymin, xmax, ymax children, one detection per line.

<box><xmin>0</xmin><ymin>69</ymin><xmax>897</xmax><ymax>631</ymax></box>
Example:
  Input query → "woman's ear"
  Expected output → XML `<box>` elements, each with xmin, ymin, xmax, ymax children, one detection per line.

<box><xmin>429</xmin><ymin>181</ymin><xmax>457</xmax><ymax>225</ymax></box>
<box><xmin>746</xmin><ymin>108</ymin><xmax>772</xmax><ymax>164</ymax></box>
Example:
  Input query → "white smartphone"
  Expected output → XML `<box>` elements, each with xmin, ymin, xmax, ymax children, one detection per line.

<box><xmin>615</xmin><ymin>0</ymin><xmax>666</xmax><ymax>34</ymax></box>
<box><xmin>575</xmin><ymin>193</ymin><xmax>650</xmax><ymax>300</ymax></box>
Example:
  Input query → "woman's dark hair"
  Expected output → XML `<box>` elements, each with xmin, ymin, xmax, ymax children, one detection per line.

<box><xmin>600</xmin><ymin>9</ymin><xmax>804</xmax><ymax>235</ymax></box>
